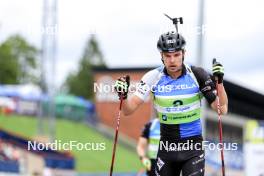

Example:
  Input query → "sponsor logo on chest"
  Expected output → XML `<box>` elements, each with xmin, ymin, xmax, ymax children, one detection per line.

<box><xmin>165</xmin><ymin>83</ymin><xmax>197</xmax><ymax>91</ymax></box>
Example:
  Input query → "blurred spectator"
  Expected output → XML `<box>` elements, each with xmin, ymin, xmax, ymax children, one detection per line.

<box><xmin>3</xmin><ymin>143</ymin><xmax>13</xmax><ymax>159</ymax></box>
<box><xmin>13</xmin><ymin>147</ymin><xmax>20</xmax><ymax>160</ymax></box>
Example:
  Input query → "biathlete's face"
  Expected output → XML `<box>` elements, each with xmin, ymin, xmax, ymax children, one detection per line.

<box><xmin>161</xmin><ymin>50</ymin><xmax>184</xmax><ymax>73</ymax></box>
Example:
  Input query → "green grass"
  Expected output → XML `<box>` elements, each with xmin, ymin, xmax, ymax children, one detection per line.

<box><xmin>0</xmin><ymin>115</ymin><xmax>141</xmax><ymax>172</ymax></box>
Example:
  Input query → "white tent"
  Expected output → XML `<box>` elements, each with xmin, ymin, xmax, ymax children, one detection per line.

<box><xmin>0</xmin><ymin>84</ymin><xmax>43</xmax><ymax>101</ymax></box>
<box><xmin>0</xmin><ymin>96</ymin><xmax>16</xmax><ymax>110</ymax></box>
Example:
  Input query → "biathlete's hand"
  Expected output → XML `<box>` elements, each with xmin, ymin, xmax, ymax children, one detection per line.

<box><xmin>212</xmin><ymin>58</ymin><xmax>224</xmax><ymax>84</ymax></box>
<box><xmin>114</xmin><ymin>75</ymin><xmax>130</xmax><ymax>100</ymax></box>
<box><xmin>141</xmin><ymin>157</ymin><xmax>151</xmax><ymax>171</ymax></box>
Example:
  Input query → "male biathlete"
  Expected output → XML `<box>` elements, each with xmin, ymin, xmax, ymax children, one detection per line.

<box><xmin>137</xmin><ymin>117</ymin><xmax>160</xmax><ymax>176</ymax></box>
<box><xmin>115</xmin><ymin>29</ymin><xmax>228</xmax><ymax>175</ymax></box>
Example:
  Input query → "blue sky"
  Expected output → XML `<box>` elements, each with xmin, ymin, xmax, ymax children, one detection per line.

<box><xmin>0</xmin><ymin>0</ymin><xmax>263</xmax><ymax>94</ymax></box>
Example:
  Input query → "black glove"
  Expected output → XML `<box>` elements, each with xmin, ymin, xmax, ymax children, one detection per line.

<box><xmin>114</xmin><ymin>75</ymin><xmax>130</xmax><ymax>99</ymax></box>
<box><xmin>212</xmin><ymin>58</ymin><xmax>224</xmax><ymax>84</ymax></box>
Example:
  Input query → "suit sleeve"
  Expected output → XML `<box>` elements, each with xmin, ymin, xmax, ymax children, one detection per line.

<box><xmin>191</xmin><ymin>66</ymin><xmax>217</xmax><ymax>105</ymax></box>
<box><xmin>134</xmin><ymin>67</ymin><xmax>163</xmax><ymax>101</ymax></box>
<box><xmin>140</xmin><ymin>122</ymin><xmax>152</xmax><ymax>139</ymax></box>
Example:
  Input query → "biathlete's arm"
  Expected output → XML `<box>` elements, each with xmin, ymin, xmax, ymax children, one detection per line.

<box><xmin>210</xmin><ymin>83</ymin><xmax>228</xmax><ymax>115</ymax></box>
<box><xmin>191</xmin><ymin>64</ymin><xmax>228</xmax><ymax>116</ymax></box>
<box><xmin>122</xmin><ymin>95</ymin><xmax>144</xmax><ymax>116</ymax></box>
<box><xmin>117</xmin><ymin>68</ymin><xmax>161</xmax><ymax>116</ymax></box>
<box><xmin>210</xmin><ymin>60</ymin><xmax>228</xmax><ymax>115</ymax></box>
<box><xmin>137</xmin><ymin>137</ymin><xmax>148</xmax><ymax>159</ymax></box>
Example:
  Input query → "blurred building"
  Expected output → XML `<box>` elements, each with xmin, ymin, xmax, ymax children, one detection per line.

<box><xmin>93</xmin><ymin>67</ymin><xmax>264</xmax><ymax>176</ymax></box>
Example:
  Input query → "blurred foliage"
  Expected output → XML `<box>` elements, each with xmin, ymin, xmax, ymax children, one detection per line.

<box><xmin>0</xmin><ymin>34</ymin><xmax>39</xmax><ymax>84</ymax></box>
<box><xmin>64</xmin><ymin>35</ymin><xmax>106</xmax><ymax>100</ymax></box>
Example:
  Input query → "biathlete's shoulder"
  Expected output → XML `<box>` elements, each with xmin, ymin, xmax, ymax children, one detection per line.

<box><xmin>189</xmin><ymin>65</ymin><xmax>209</xmax><ymax>75</ymax></box>
<box><xmin>140</xmin><ymin>66</ymin><xmax>165</xmax><ymax>85</ymax></box>
<box><xmin>188</xmin><ymin>64</ymin><xmax>212</xmax><ymax>81</ymax></box>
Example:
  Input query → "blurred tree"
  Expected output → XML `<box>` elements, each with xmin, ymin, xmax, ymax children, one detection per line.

<box><xmin>0</xmin><ymin>34</ymin><xmax>39</xmax><ymax>84</ymax></box>
<box><xmin>64</xmin><ymin>35</ymin><xmax>106</xmax><ymax>100</ymax></box>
